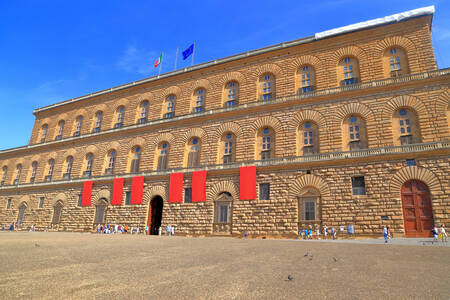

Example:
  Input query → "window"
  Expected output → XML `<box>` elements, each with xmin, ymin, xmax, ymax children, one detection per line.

<box><xmin>45</xmin><ymin>159</ymin><xmax>55</xmax><ymax>182</ymax></box>
<box><xmin>184</xmin><ymin>188</ymin><xmax>192</xmax><ymax>203</ymax></box>
<box><xmin>105</xmin><ymin>150</ymin><xmax>116</xmax><ymax>175</ymax></box>
<box><xmin>339</xmin><ymin>57</ymin><xmax>359</xmax><ymax>86</ymax></box>
<box><xmin>298</xmin><ymin>65</ymin><xmax>315</xmax><ymax>94</ymax></box>
<box><xmin>406</xmin><ymin>159</ymin><xmax>416</xmax><ymax>166</ymax></box>
<box><xmin>94</xmin><ymin>199</ymin><xmax>107</xmax><ymax>224</ymax></box>
<box><xmin>40</xmin><ymin>124</ymin><xmax>48</xmax><ymax>143</ymax></box>
<box><xmin>52</xmin><ymin>201</ymin><xmax>63</xmax><ymax>224</ymax></box>
<box><xmin>260</xmin><ymin>74</ymin><xmax>274</xmax><ymax>102</ymax></box>
<box><xmin>64</xmin><ymin>156</ymin><xmax>73</xmax><ymax>180</ymax></box>
<box><xmin>303</xmin><ymin>199</ymin><xmax>316</xmax><ymax>220</ymax></box>
<box><xmin>125</xmin><ymin>192</ymin><xmax>131</xmax><ymax>205</ymax></box>
<box><xmin>215</xmin><ymin>201</ymin><xmax>231</xmax><ymax>223</ymax></box>
<box><xmin>77</xmin><ymin>194</ymin><xmax>82</xmax><ymax>207</ymax></box>
<box><xmin>352</xmin><ymin>176</ymin><xmax>366</xmax><ymax>195</ymax></box>
<box><xmin>138</xmin><ymin>101</ymin><xmax>149</xmax><ymax>124</ymax></box>
<box><xmin>164</xmin><ymin>95</ymin><xmax>176</xmax><ymax>119</ymax></box>
<box><xmin>130</xmin><ymin>146</ymin><xmax>141</xmax><ymax>173</ymax></box>
<box><xmin>225</xmin><ymin>81</ymin><xmax>239</xmax><ymax>108</ymax></box>
<box><xmin>393</xmin><ymin>108</ymin><xmax>420</xmax><ymax>146</ymax></box>
<box><xmin>1</xmin><ymin>166</ymin><xmax>7</xmax><ymax>185</ymax></box>
<box><xmin>84</xmin><ymin>154</ymin><xmax>94</xmax><ymax>178</ymax></box>
<box><xmin>56</xmin><ymin>120</ymin><xmax>65</xmax><ymax>140</ymax></box>
<box><xmin>14</xmin><ymin>164</ymin><xmax>22</xmax><ymax>185</ymax></box>
<box><xmin>386</xmin><ymin>47</ymin><xmax>408</xmax><ymax>78</ymax></box>
<box><xmin>344</xmin><ymin>115</ymin><xmax>367</xmax><ymax>151</ymax></box>
<box><xmin>93</xmin><ymin>111</ymin><xmax>103</xmax><ymax>132</ymax></box>
<box><xmin>115</xmin><ymin>106</ymin><xmax>125</xmax><ymax>128</ymax></box>
<box><xmin>74</xmin><ymin>116</ymin><xmax>83</xmax><ymax>136</ymax></box>
<box><xmin>259</xmin><ymin>183</ymin><xmax>270</xmax><ymax>200</ymax></box>
<box><xmin>261</xmin><ymin>127</ymin><xmax>272</xmax><ymax>160</ymax></box>
<box><xmin>193</xmin><ymin>89</ymin><xmax>205</xmax><ymax>113</ymax></box>
<box><xmin>301</xmin><ymin>122</ymin><xmax>317</xmax><ymax>155</ymax></box>
<box><xmin>157</xmin><ymin>143</ymin><xmax>169</xmax><ymax>170</ymax></box>
<box><xmin>39</xmin><ymin>197</ymin><xmax>45</xmax><ymax>208</ymax></box>
<box><xmin>7</xmin><ymin>198</ymin><xmax>12</xmax><ymax>209</ymax></box>
<box><xmin>17</xmin><ymin>203</ymin><xmax>26</xmax><ymax>224</ymax></box>
<box><xmin>222</xmin><ymin>133</ymin><xmax>235</xmax><ymax>164</ymax></box>
<box><xmin>30</xmin><ymin>162</ymin><xmax>38</xmax><ymax>183</ymax></box>
<box><xmin>187</xmin><ymin>138</ymin><xmax>200</xmax><ymax>167</ymax></box>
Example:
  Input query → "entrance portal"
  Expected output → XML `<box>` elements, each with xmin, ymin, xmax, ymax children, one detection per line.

<box><xmin>148</xmin><ymin>196</ymin><xmax>163</xmax><ymax>235</ymax></box>
<box><xmin>401</xmin><ymin>180</ymin><xmax>434</xmax><ymax>237</ymax></box>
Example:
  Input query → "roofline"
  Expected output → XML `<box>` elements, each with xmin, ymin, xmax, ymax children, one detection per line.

<box><xmin>33</xmin><ymin>6</ymin><xmax>435</xmax><ymax>115</ymax></box>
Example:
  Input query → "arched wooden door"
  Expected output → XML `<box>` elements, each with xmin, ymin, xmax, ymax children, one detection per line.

<box><xmin>401</xmin><ymin>180</ymin><xmax>434</xmax><ymax>237</ymax></box>
<box><xmin>147</xmin><ymin>196</ymin><xmax>163</xmax><ymax>235</ymax></box>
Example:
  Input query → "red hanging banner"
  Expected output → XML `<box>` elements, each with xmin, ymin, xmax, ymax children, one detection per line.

<box><xmin>169</xmin><ymin>173</ymin><xmax>183</xmax><ymax>203</ymax></box>
<box><xmin>111</xmin><ymin>178</ymin><xmax>124</xmax><ymax>205</ymax></box>
<box><xmin>131</xmin><ymin>176</ymin><xmax>144</xmax><ymax>204</ymax></box>
<box><xmin>240</xmin><ymin>166</ymin><xmax>256</xmax><ymax>200</ymax></box>
<box><xmin>82</xmin><ymin>181</ymin><xmax>93</xmax><ymax>206</ymax></box>
<box><xmin>192</xmin><ymin>170</ymin><xmax>207</xmax><ymax>202</ymax></box>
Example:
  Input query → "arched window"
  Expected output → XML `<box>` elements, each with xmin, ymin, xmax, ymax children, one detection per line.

<box><xmin>384</xmin><ymin>47</ymin><xmax>409</xmax><ymax>78</ymax></box>
<box><xmin>342</xmin><ymin>115</ymin><xmax>368</xmax><ymax>150</ymax></box>
<box><xmin>115</xmin><ymin>106</ymin><xmax>125</xmax><ymax>128</ymax></box>
<box><xmin>338</xmin><ymin>57</ymin><xmax>360</xmax><ymax>86</ymax></box>
<box><xmin>14</xmin><ymin>164</ymin><xmax>22</xmax><ymax>185</ymax></box>
<box><xmin>157</xmin><ymin>142</ymin><xmax>169</xmax><ymax>170</ymax></box>
<box><xmin>105</xmin><ymin>150</ymin><xmax>116</xmax><ymax>175</ymax></box>
<box><xmin>393</xmin><ymin>108</ymin><xmax>421</xmax><ymax>145</ymax></box>
<box><xmin>17</xmin><ymin>202</ymin><xmax>27</xmax><ymax>225</ymax></box>
<box><xmin>224</xmin><ymin>81</ymin><xmax>239</xmax><ymax>108</ymax></box>
<box><xmin>221</xmin><ymin>133</ymin><xmax>236</xmax><ymax>164</ymax></box>
<box><xmin>74</xmin><ymin>116</ymin><xmax>83</xmax><ymax>136</ymax></box>
<box><xmin>214</xmin><ymin>192</ymin><xmax>233</xmax><ymax>228</ymax></box>
<box><xmin>299</xmin><ymin>122</ymin><xmax>319</xmax><ymax>155</ymax></box>
<box><xmin>94</xmin><ymin>198</ymin><xmax>108</xmax><ymax>224</ymax></box>
<box><xmin>63</xmin><ymin>156</ymin><xmax>73</xmax><ymax>180</ymax></box>
<box><xmin>298</xmin><ymin>188</ymin><xmax>320</xmax><ymax>225</ymax></box>
<box><xmin>93</xmin><ymin>111</ymin><xmax>103</xmax><ymax>133</ymax></box>
<box><xmin>297</xmin><ymin>65</ymin><xmax>315</xmax><ymax>94</ymax></box>
<box><xmin>40</xmin><ymin>124</ymin><xmax>48</xmax><ymax>143</ymax></box>
<box><xmin>30</xmin><ymin>162</ymin><xmax>38</xmax><ymax>183</ymax></box>
<box><xmin>45</xmin><ymin>159</ymin><xmax>55</xmax><ymax>182</ymax></box>
<box><xmin>130</xmin><ymin>146</ymin><xmax>141</xmax><ymax>173</ymax></box>
<box><xmin>193</xmin><ymin>89</ymin><xmax>206</xmax><ymax>113</ymax></box>
<box><xmin>257</xmin><ymin>127</ymin><xmax>275</xmax><ymax>160</ymax></box>
<box><xmin>1</xmin><ymin>166</ymin><xmax>7</xmax><ymax>185</ymax></box>
<box><xmin>138</xmin><ymin>101</ymin><xmax>149</xmax><ymax>124</ymax></box>
<box><xmin>260</xmin><ymin>74</ymin><xmax>275</xmax><ymax>102</ymax></box>
<box><xmin>56</xmin><ymin>120</ymin><xmax>65</xmax><ymax>140</ymax></box>
<box><xmin>51</xmin><ymin>201</ymin><xmax>64</xmax><ymax>225</ymax></box>
<box><xmin>187</xmin><ymin>138</ymin><xmax>200</xmax><ymax>167</ymax></box>
<box><xmin>163</xmin><ymin>95</ymin><xmax>176</xmax><ymax>119</ymax></box>
<box><xmin>84</xmin><ymin>153</ymin><xmax>94</xmax><ymax>178</ymax></box>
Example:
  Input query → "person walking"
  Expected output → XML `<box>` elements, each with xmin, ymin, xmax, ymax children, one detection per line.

<box><xmin>439</xmin><ymin>224</ymin><xmax>447</xmax><ymax>242</ymax></box>
<box><xmin>431</xmin><ymin>225</ymin><xmax>439</xmax><ymax>241</ymax></box>
<box><xmin>323</xmin><ymin>225</ymin><xmax>328</xmax><ymax>240</ymax></box>
<box><xmin>383</xmin><ymin>226</ymin><xmax>388</xmax><ymax>243</ymax></box>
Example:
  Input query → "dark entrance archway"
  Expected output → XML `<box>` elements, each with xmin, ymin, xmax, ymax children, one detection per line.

<box><xmin>148</xmin><ymin>196</ymin><xmax>163</xmax><ymax>235</ymax></box>
<box><xmin>401</xmin><ymin>180</ymin><xmax>434</xmax><ymax>237</ymax></box>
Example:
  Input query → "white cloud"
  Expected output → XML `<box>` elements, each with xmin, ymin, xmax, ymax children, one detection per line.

<box><xmin>117</xmin><ymin>45</ymin><xmax>158</xmax><ymax>76</ymax></box>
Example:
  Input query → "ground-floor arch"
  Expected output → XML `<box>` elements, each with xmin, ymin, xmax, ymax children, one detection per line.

<box><xmin>213</xmin><ymin>192</ymin><xmax>233</xmax><ymax>234</ymax></box>
<box><xmin>401</xmin><ymin>180</ymin><xmax>434</xmax><ymax>237</ymax></box>
<box><xmin>17</xmin><ymin>202</ymin><xmax>27</xmax><ymax>225</ymax></box>
<box><xmin>297</xmin><ymin>187</ymin><xmax>322</xmax><ymax>232</ymax></box>
<box><xmin>148</xmin><ymin>195</ymin><xmax>163</xmax><ymax>235</ymax></box>
<box><xmin>94</xmin><ymin>198</ymin><xmax>108</xmax><ymax>225</ymax></box>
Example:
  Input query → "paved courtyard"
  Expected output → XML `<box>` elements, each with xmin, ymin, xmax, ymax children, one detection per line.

<box><xmin>0</xmin><ymin>232</ymin><xmax>449</xmax><ymax>299</ymax></box>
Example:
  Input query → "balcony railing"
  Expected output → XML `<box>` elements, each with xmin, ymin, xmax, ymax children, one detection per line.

<box><xmin>0</xmin><ymin>141</ymin><xmax>447</xmax><ymax>190</ymax></box>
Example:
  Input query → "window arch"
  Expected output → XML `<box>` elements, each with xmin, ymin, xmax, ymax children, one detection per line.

<box><xmin>259</xmin><ymin>73</ymin><xmax>275</xmax><ymax>102</ymax></box>
<box><xmin>392</xmin><ymin>108</ymin><xmax>421</xmax><ymax>145</ymax></box>
<box><xmin>156</xmin><ymin>142</ymin><xmax>169</xmax><ymax>170</ymax></box>
<box><xmin>14</xmin><ymin>164</ymin><xmax>22</xmax><ymax>185</ymax></box>
<box><xmin>40</xmin><ymin>124</ymin><xmax>48</xmax><ymax>143</ymax></box>
<box><xmin>298</xmin><ymin>122</ymin><xmax>319</xmax><ymax>155</ymax></box>
<box><xmin>338</xmin><ymin>57</ymin><xmax>360</xmax><ymax>86</ymax></box>
<box><xmin>74</xmin><ymin>116</ymin><xmax>83</xmax><ymax>136</ymax></box>
<box><xmin>63</xmin><ymin>156</ymin><xmax>73</xmax><ymax>180</ymax></box>
<box><xmin>186</xmin><ymin>137</ymin><xmax>201</xmax><ymax>167</ymax></box>
<box><xmin>257</xmin><ymin>127</ymin><xmax>275</xmax><ymax>160</ymax></box>
<box><xmin>45</xmin><ymin>159</ymin><xmax>55</xmax><ymax>182</ymax></box>
<box><xmin>105</xmin><ymin>150</ymin><xmax>117</xmax><ymax>175</ymax></box>
<box><xmin>214</xmin><ymin>192</ymin><xmax>233</xmax><ymax>231</ymax></box>
<box><xmin>138</xmin><ymin>101</ymin><xmax>149</xmax><ymax>124</ymax></box>
<box><xmin>342</xmin><ymin>115</ymin><xmax>368</xmax><ymax>150</ymax></box>
<box><xmin>55</xmin><ymin>120</ymin><xmax>65</xmax><ymax>140</ymax></box>
<box><xmin>30</xmin><ymin>161</ymin><xmax>38</xmax><ymax>183</ymax></box>
<box><xmin>220</xmin><ymin>132</ymin><xmax>236</xmax><ymax>164</ymax></box>
<box><xmin>224</xmin><ymin>81</ymin><xmax>239</xmax><ymax>108</ymax></box>
<box><xmin>297</xmin><ymin>65</ymin><xmax>315</xmax><ymax>94</ymax></box>
<box><xmin>163</xmin><ymin>95</ymin><xmax>176</xmax><ymax>119</ymax></box>
<box><xmin>384</xmin><ymin>47</ymin><xmax>409</xmax><ymax>78</ymax></box>
<box><xmin>129</xmin><ymin>146</ymin><xmax>142</xmax><ymax>173</ymax></box>
<box><xmin>115</xmin><ymin>106</ymin><xmax>125</xmax><ymax>128</ymax></box>
<box><xmin>94</xmin><ymin>198</ymin><xmax>108</xmax><ymax>224</ymax></box>
<box><xmin>298</xmin><ymin>188</ymin><xmax>321</xmax><ymax>228</ymax></box>
<box><xmin>1</xmin><ymin>166</ymin><xmax>7</xmax><ymax>185</ymax></box>
<box><xmin>17</xmin><ymin>202</ymin><xmax>27</xmax><ymax>225</ymax></box>
<box><xmin>193</xmin><ymin>88</ymin><xmax>206</xmax><ymax>113</ymax></box>
<box><xmin>51</xmin><ymin>201</ymin><xmax>64</xmax><ymax>225</ymax></box>
<box><xmin>83</xmin><ymin>153</ymin><xmax>94</xmax><ymax>178</ymax></box>
<box><xmin>93</xmin><ymin>111</ymin><xmax>103</xmax><ymax>133</ymax></box>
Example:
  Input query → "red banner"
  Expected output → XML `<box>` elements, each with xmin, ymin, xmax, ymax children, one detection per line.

<box><xmin>131</xmin><ymin>176</ymin><xmax>144</xmax><ymax>204</ymax></box>
<box><xmin>169</xmin><ymin>173</ymin><xmax>183</xmax><ymax>203</ymax></box>
<box><xmin>240</xmin><ymin>166</ymin><xmax>256</xmax><ymax>200</ymax></box>
<box><xmin>192</xmin><ymin>170</ymin><xmax>207</xmax><ymax>202</ymax></box>
<box><xmin>111</xmin><ymin>178</ymin><xmax>124</xmax><ymax>205</ymax></box>
<box><xmin>82</xmin><ymin>181</ymin><xmax>93</xmax><ymax>206</ymax></box>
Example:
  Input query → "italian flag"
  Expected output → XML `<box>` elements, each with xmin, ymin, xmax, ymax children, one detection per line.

<box><xmin>154</xmin><ymin>53</ymin><xmax>163</xmax><ymax>68</ymax></box>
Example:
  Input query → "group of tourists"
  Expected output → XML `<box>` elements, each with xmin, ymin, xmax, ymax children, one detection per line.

<box><xmin>298</xmin><ymin>225</ymin><xmax>339</xmax><ymax>240</ymax></box>
<box><xmin>95</xmin><ymin>224</ymin><xmax>140</xmax><ymax>234</ymax></box>
<box><xmin>431</xmin><ymin>224</ymin><xmax>447</xmax><ymax>242</ymax></box>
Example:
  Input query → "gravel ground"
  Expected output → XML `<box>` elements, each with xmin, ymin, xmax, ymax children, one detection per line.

<box><xmin>0</xmin><ymin>232</ymin><xmax>449</xmax><ymax>300</ymax></box>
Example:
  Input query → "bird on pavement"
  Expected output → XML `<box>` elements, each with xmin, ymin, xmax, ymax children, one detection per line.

<box><xmin>333</xmin><ymin>257</ymin><xmax>338</xmax><ymax>262</ymax></box>
<box><xmin>35</xmin><ymin>243</ymin><xmax>40</xmax><ymax>247</ymax></box>
<box><xmin>287</xmin><ymin>275</ymin><xmax>294</xmax><ymax>281</ymax></box>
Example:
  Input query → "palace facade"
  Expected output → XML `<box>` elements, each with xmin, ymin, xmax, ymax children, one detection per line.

<box><xmin>0</xmin><ymin>7</ymin><xmax>448</xmax><ymax>238</ymax></box>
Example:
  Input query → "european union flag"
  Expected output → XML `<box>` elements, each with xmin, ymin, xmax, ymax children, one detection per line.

<box><xmin>182</xmin><ymin>43</ymin><xmax>194</xmax><ymax>60</ymax></box>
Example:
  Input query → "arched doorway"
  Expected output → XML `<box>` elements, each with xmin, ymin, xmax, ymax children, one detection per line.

<box><xmin>213</xmin><ymin>192</ymin><xmax>233</xmax><ymax>234</ymax></box>
<box><xmin>94</xmin><ymin>198</ymin><xmax>108</xmax><ymax>225</ymax></box>
<box><xmin>401</xmin><ymin>180</ymin><xmax>434</xmax><ymax>237</ymax></box>
<box><xmin>51</xmin><ymin>201</ymin><xmax>64</xmax><ymax>225</ymax></box>
<box><xmin>297</xmin><ymin>188</ymin><xmax>321</xmax><ymax>232</ymax></box>
<box><xmin>148</xmin><ymin>196</ymin><xmax>163</xmax><ymax>235</ymax></box>
<box><xmin>17</xmin><ymin>202</ymin><xmax>27</xmax><ymax>226</ymax></box>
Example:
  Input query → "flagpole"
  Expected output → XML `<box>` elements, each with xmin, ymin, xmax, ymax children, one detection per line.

<box><xmin>191</xmin><ymin>42</ymin><xmax>195</xmax><ymax>66</ymax></box>
<box><xmin>158</xmin><ymin>51</ymin><xmax>164</xmax><ymax>75</ymax></box>
<box><xmin>174</xmin><ymin>47</ymin><xmax>179</xmax><ymax>71</ymax></box>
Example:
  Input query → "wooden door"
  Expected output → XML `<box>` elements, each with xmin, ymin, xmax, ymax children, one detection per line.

<box><xmin>401</xmin><ymin>180</ymin><xmax>434</xmax><ymax>237</ymax></box>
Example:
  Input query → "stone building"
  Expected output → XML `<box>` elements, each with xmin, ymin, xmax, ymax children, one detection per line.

<box><xmin>0</xmin><ymin>6</ymin><xmax>448</xmax><ymax>238</ymax></box>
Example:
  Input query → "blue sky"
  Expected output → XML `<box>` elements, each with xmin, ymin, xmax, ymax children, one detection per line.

<box><xmin>0</xmin><ymin>0</ymin><xmax>448</xmax><ymax>150</ymax></box>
